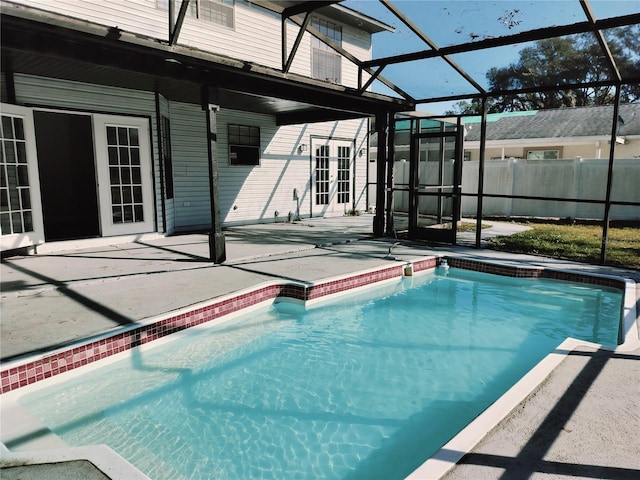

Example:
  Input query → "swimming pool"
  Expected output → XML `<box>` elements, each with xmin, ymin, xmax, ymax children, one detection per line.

<box><xmin>6</xmin><ymin>266</ymin><xmax>625</xmax><ymax>479</ymax></box>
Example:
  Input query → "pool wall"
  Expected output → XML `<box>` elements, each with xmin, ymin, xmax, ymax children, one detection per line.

<box><xmin>1</xmin><ymin>255</ymin><xmax>632</xmax><ymax>396</ymax></box>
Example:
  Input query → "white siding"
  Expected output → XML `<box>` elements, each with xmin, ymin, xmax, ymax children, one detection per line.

<box><xmin>166</xmin><ymin>102</ymin><xmax>211</xmax><ymax>231</ymax></box>
<box><xmin>12</xmin><ymin>0</ymin><xmax>373</xmax><ymax>89</ymax></box>
<box><xmin>217</xmin><ymin>111</ymin><xmax>369</xmax><ymax>226</ymax></box>
<box><xmin>13</xmin><ymin>74</ymin><xmax>163</xmax><ymax>233</ymax></box>
<box><xmin>12</xmin><ymin>0</ymin><xmax>170</xmax><ymax>40</ymax></box>
<box><xmin>11</xmin><ymin>73</ymin><xmax>371</xmax><ymax>233</ymax></box>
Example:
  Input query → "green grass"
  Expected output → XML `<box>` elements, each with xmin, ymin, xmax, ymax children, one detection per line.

<box><xmin>487</xmin><ymin>223</ymin><xmax>640</xmax><ymax>270</ymax></box>
<box><xmin>457</xmin><ymin>222</ymin><xmax>492</xmax><ymax>232</ymax></box>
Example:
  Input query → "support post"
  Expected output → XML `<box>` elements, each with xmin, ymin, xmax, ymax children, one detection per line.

<box><xmin>373</xmin><ymin>112</ymin><xmax>388</xmax><ymax>236</ymax></box>
<box><xmin>202</xmin><ymin>85</ymin><xmax>226</xmax><ymax>263</ymax></box>
<box><xmin>475</xmin><ymin>97</ymin><xmax>488</xmax><ymax>248</ymax></box>
<box><xmin>600</xmin><ymin>86</ymin><xmax>621</xmax><ymax>264</ymax></box>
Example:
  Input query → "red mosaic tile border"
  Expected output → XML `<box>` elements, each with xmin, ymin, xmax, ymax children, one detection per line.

<box><xmin>413</xmin><ymin>257</ymin><xmax>438</xmax><ymax>273</ymax></box>
<box><xmin>0</xmin><ymin>265</ymin><xmax>407</xmax><ymax>394</ymax></box>
<box><xmin>1</xmin><ymin>283</ymin><xmax>281</xmax><ymax>395</ymax></box>
<box><xmin>307</xmin><ymin>265</ymin><xmax>403</xmax><ymax>301</ymax></box>
<box><xmin>447</xmin><ymin>257</ymin><xmax>626</xmax><ymax>290</ymax></box>
<box><xmin>2</xmin><ymin>256</ymin><xmax>625</xmax><ymax>394</ymax></box>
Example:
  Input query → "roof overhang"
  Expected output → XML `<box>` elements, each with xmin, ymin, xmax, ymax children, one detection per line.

<box><xmin>0</xmin><ymin>1</ymin><xmax>413</xmax><ymax>125</ymax></box>
<box><xmin>249</xmin><ymin>1</ymin><xmax>394</xmax><ymax>33</ymax></box>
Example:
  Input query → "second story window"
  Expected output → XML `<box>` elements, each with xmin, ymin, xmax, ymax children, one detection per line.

<box><xmin>157</xmin><ymin>0</ymin><xmax>234</xmax><ymax>28</ymax></box>
<box><xmin>311</xmin><ymin>18</ymin><xmax>342</xmax><ymax>84</ymax></box>
<box><xmin>199</xmin><ymin>0</ymin><xmax>234</xmax><ymax>27</ymax></box>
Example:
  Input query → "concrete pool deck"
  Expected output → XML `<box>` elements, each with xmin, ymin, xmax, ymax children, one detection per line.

<box><xmin>1</xmin><ymin>215</ymin><xmax>639</xmax><ymax>479</ymax></box>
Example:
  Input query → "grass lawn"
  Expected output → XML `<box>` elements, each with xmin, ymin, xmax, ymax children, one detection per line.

<box><xmin>487</xmin><ymin>223</ymin><xmax>640</xmax><ymax>270</ymax></box>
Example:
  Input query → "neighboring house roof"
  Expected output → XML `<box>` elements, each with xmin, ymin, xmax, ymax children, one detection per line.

<box><xmin>464</xmin><ymin>104</ymin><xmax>640</xmax><ymax>142</ymax></box>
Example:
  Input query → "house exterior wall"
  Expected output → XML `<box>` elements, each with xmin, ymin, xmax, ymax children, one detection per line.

<box><xmin>6</xmin><ymin>72</ymin><xmax>370</xmax><ymax>237</ymax></box>
<box><xmin>168</xmin><ymin>103</ymin><xmax>369</xmax><ymax>231</ymax></box>
<box><xmin>465</xmin><ymin>138</ymin><xmax>640</xmax><ymax>161</ymax></box>
<box><xmin>10</xmin><ymin>0</ymin><xmax>371</xmax><ymax>89</ymax></box>
<box><xmin>12</xmin><ymin>73</ymin><xmax>165</xmax><ymax>233</ymax></box>
<box><xmin>1</xmin><ymin>1</ymin><xmax>380</xmax><ymax>249</ymax></box>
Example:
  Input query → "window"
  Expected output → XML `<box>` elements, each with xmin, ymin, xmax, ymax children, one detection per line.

<box><xmin>0</xmin><ymin>114</ymin><xmax>33</xmax><ymax>235</ymax></box>
<box><xmin>156</xmin><ymin>0</ymin><xmax>234</xmax><ymax>28</ymax></box>
<box><xmin>311</xmin><ymin>18</ymin><xmax>342</xmax><ymax>84</ymax></box>
<box><xmin>336</xmin><ymin>146</ymin><xmax>350</xmax><ymax>204</ymax></box>
<box><xmin>160</xmin><ymin>116</ymin><xmax>174</xmax><ymax>199</ymax></box>
<box><xmin>106</xmin><ymin>126</ymin><xmax>144</xmax><ymax>224</ymax></box>
<box><xmin>199</xmin><ymin>0</ymin><xmax>234</xmax><ymax>27</ymax></box>
<box><xmin>228</xmin><ymin>124</ymin><xmax>260</xmax><ymax>166</ymax></box>
<box><xmin>527</xmin><ymin>149</ymin><xmax>560</xmax><ymax>160</ymax></box>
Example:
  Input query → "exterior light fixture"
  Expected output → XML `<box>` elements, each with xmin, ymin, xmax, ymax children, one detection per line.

<box><xmin>298</xmin><ymin>144</ymin><xmax>307</xmax><ymax>153</ymax></box>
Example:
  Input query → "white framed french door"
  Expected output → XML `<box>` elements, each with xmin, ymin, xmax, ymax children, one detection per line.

<box><xmin>311</xmin><ymin>138</ymin><xmax>353</xmax><ymax>216</ymax></box>
<box><xmin>0</xmin><ymin>103</ymin><xmax>44</xmax><ymax>251</ymax></box>
<box><xmin>93</xmin><ymin>115</ymin><xmax>154</xmax><ymax>236</ymax></box>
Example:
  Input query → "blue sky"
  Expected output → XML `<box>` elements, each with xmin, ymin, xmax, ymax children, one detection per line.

<box><xmin>342</xmin><ymin>0</ymin><xmax>640</xmax><ymax>113</ymax></box>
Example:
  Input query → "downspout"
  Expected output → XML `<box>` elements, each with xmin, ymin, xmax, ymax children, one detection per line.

<box><xmin>600</xmin><ymin>86</ymin><xmax>621</xmax><ymax>264</ymax></box>
<box><xmin>475</xmin><ymin>97</ymin><xmax>488</xmax><ymax>248</ymax></box>
<box><xmin>202</xmin><ymin>85</ymin><xmax>226</xmax><ymax>263</ymax></box>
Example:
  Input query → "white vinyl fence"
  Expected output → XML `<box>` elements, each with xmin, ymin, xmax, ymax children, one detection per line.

<box><xmin>387</xmin><ymin>158</ymin><xmax>640</xmax><ymax>221</ymax></box>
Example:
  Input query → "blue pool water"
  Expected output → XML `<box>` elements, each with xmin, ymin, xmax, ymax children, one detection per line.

<box><xmin>19</xmin><ymin>269</ymin><xmax>622</xmax><ymax>479</ymax></box>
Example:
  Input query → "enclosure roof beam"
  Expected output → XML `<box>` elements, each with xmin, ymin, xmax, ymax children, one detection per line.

<box><xmin>282</xmin><ymin>11</ymin><xmax>312</xmax><ymax>73</ymax></box>
<box><xmin>379</xmin><ymin>0</ymin><xmax>485</xmax><ymax>95</ymax></box>
<box><xmin>287</xmin><ymin>15</ymin><xmax>415</xmax><ymax>102</ymax></box>
<box><xmin>362</xmin><ymin>13</ymin><xmax>640</xmax><ymax>69</ymax></box>
<box><xmin>416</xmin><ymin>79</ymin><xmax>640</xmax><ymax>105</ymax></box>
<box><xmin>580</xmin><ymin>0</ymin><xmax>622</xmax><ymax>83</ymax></box>
<box><xmin>169</xmin><ymin>0</ymin><xmax>190</xmax><ymax>46</ymax></box>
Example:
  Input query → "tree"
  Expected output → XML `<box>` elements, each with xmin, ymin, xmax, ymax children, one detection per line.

<box><xmin>446</xmin><ymin>26</ymin><xmax>640</xmax><ymax>114</ymax></box>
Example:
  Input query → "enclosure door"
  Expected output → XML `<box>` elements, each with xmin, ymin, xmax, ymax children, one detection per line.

<box><xmin>409</xmin><ymin>130</ymin><xmax>462</xmax><ymax>243</ymax></box>
<box><xmin>93</xmin><ymin>115</ymin><xmax>154</xmax><ymax>236</ymax></box>
<box><xmin>0</xmin><ymin>104</ymin><xmax>44</xmax><ymax>251</ymax></box>
<box><xmin>312</xmin><ymin>138</ymin><xmax>353</xmax><ymax>216</ymax></box>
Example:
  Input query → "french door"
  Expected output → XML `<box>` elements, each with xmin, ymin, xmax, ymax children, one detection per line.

<box><xmin>1</xmin><ymin>107</ymin><xmax>154</xmax><ymax>250</ymax></box>
<box><xmin>93</xmin><ymin>115</ymin><xmax>154</xmax><ymax>236</ymax></box>
<box><xmin>312</xmin><ymin>138</ymin><xmax>353</xmax><ymax>216</ymax></box>
<box><xmin>0</xmin><ymin>104</ymin><xmax>44</xmax><ymax>251</ymax></box>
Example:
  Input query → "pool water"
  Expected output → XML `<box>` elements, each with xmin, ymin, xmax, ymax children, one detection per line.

<box><xmin>19</xmin><ymin>269</ymin><xmax>622</xmax><ymax>479</ymax></box>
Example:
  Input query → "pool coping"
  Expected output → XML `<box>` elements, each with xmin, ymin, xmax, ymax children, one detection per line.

<box><xmin>1</xmin><ymin>255</ymin><xmax>637</xmax><ymax>479</ymax></box>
